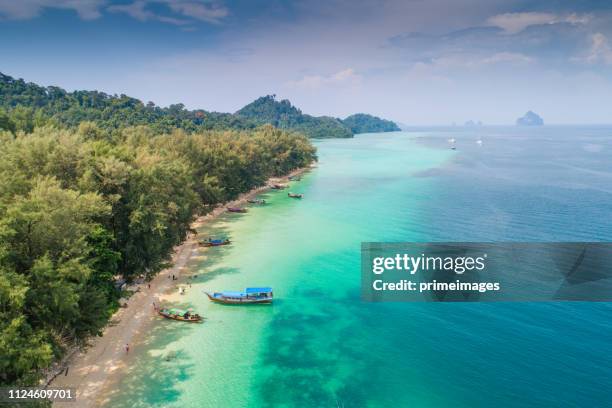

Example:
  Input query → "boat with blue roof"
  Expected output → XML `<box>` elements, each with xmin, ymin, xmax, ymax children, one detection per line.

<box><xmin>204</xmin><ymin>287</ymin><xmax>273</xmax><ymax>304</ymax></box>
<box><xmin>200</xmin><ymin>238</ymin><xmax>231</xmax><ymax>247</ymax></box>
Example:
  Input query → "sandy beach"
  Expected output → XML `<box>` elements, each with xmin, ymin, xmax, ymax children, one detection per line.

<box><xmin>50</xmin><ymin>165</ymin><xmax>312</xmax><ymax>408</ymax></box>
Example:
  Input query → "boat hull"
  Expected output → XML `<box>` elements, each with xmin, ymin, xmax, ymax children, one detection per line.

<box><xmin>205</xmin><ymin>292</ymin><xmax>273</xmax><ymax>305</ymax></box>
<box><xmin>158</xmin><ymin>311</ymin><xmax>203</xmax><ymax>322</ymax></box>
<box><xmin>200</xmin><ymin>241</ymin><xmax>231</xmax><ymax>247</ymax></box>
<box><xmin>227</xmin><ymin>207</ymin><xmax>247</xmax><ymax>213</ymax></box>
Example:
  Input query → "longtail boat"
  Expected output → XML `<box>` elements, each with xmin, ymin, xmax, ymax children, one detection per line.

<box><xmin>288</xmin><ymin>176</ymin><xmax>301</xmax><ymax>181</ymax></box>
<box><xmin>288</xmin><ymin>192</ymin><xmax>303</xmax><ymax>199</ymax></box>
<box><xmin>200</xmin><ymin>238</ymin><xmax>231</xmax><ymax>247</ymax></box>
<box><xmin>270</xmin><ymin>184</ymin><xmax>287</xmax><ymax>190</ymax></box>
<box><xmin>227</xmin><ymin>207</ymin><xmax>247</xmax><ymax>213</ymax></box>
<box><xmin>204</xmin><ymin>287</ymin><xmax>273</xmax><ymax>305</ymax></box>
<box><xmin>158</xmin><ymin>307</ymin><xmax>203</xmax><ymax>322</ymax></box>
<box><xmin>247</xmin><ymin>198</ymin><xmax>266</xmax><ymax>204</ymax></box>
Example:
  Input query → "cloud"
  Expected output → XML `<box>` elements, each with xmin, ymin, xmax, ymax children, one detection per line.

<box><xmin>481</xmin><ymin>52</ymin><xmax>532</xmax><ymax>64</ymax></box>
<box><xmin>486</xmin><ymin>12</ymin><xmax>590</xmax><ymax>34</ymax></box>
<box><xmin>166</xmin><ymin>1</ymin><xmax>227</xmax><ymax>24</ymax></box>
<box><xmin>585</xmin><ymin>33</ymin><xmax>612</xmax><ymax>65</ymax></box>
<box><xmin>0</xmin><ymin>0</ymin><xmax>105</xmax><ymax>20</ymax></box>
<box><xmin>108</xmin><ymin>0</ymin><xmax>228</xmax><ymax>25</ymax></box>
<box><xmin>413</xmin><ymin>52</ymin><xmax>533</xmax><ymax>72</ymax></box>
<box><xmin>288</xmin><ymin>68</ymin><xmax>362</xmax><ymax>89</ymax></box>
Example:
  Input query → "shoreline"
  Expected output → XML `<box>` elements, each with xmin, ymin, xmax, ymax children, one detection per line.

<box><xmin>50</xmin><ymin>164</ymin><xmax>314</xmax><ymax>408</ymax></box>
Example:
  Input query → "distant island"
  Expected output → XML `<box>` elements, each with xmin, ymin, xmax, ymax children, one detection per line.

<box><xmin>516</xmin><ymin>111</ymin><xmax>544</xmax><ymax>126</ymax></box>
<box><xmin>0</xmin><ymin>73</ymin><xmax>399</xmax><ymax>139</ymax></box>
<box><xmin>342</xmin><ymin>113</ymin><xmax>400</xmax><ymax>133</ymax></box>
<box><xmin>464</xmin><ymin>120</ymin><xmax>483</xmax><ymax>127</ymax></box>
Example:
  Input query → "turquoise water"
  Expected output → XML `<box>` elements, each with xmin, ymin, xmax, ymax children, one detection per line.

<box><xmin>106</xmin><ymin>129</ymin><xmax>612</xmax><ymax>407</ymax></box>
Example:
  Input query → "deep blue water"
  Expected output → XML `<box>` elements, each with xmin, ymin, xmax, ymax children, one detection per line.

<box><xmin>383</xmin><ymin>126</ymin><xmax>612</xmax><ymax>407</ymax></box>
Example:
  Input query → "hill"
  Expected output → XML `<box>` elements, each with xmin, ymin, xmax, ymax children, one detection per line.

<box><xmin>236</xmin><ymin>95</ymin><xmax>353</xmax><ymax>138</ymax></box>
<box><xmin>343</xmin><ymin>113</ymin><xmax>400</xmax><ymax>133</ymax></box>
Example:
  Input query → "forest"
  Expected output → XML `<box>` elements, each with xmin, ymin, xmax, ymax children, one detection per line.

<box><xmin>0</xmin><ymin>79</ymin><xmax>316</xmax><ymax>386</ymax></box>
<box><xmin>0</xmin><ymin>74</ymin><xmax>400</xmax><ymax>138</ymax></box>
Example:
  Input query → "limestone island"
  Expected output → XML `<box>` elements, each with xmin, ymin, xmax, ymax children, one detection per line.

<box><xmin>516</xmin><ymin>111</ymin><xmax>544</xmax><ymax>126</ymax></box>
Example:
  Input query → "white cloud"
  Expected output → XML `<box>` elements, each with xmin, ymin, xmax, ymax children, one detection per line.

<box><xmin>288</xmin><ymin>68</ymin><xmax>362</xmax><ymax>89</ymax></box>
<box><xmin>108</xmin><ymin>0</ymin><xmax>228</xmax><ymax>25</ymax></box>
<box><xmin>0</xmin><ymin>0</ymin><xmax>105</xmax><ymax>20</ymax></box>
<box><xmin>0</xmin><ymin>0</ymin><xmax>228</xmax><ymax>25</ymax></box>
<box><xmin>486</xmin><ymin>12</ymin><xmax>590</xmax><ymax>34</ymax></box>
<box><xmin>166</xmin><ymin>1</ymin><xmax>228</xmax><ymax>24</ymax></box>
<box><xmin>585</xmin><ymin>33</ymin><xmax>612</xmax><ymax>65</ymax></box>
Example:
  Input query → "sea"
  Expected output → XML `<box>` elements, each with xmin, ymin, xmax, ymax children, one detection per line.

<box><xmin>105</xmin><ymin>127</ymin><xmax>612</xmax><ymax>407</ymax></box>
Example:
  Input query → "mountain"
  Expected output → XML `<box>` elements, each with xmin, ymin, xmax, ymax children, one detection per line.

<box><xmin>516</xmin><ymin>111</ymin><xmax>544</xmax><ymax>126</ymax></box>
<box><xmin>342</xmin><ymin>113</ymin><xmax>400</xmax><ymax>133</ymax></box>
<box><xmin>236</xmin><ymin>95</ymin><xmax>352</xmax><ymax>138</ymax></box>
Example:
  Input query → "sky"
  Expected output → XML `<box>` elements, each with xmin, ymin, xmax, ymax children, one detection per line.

<box><xmin>1</xmin><ymin>0</ymin><xmax>612</xmax><ymax>125</ymax></box>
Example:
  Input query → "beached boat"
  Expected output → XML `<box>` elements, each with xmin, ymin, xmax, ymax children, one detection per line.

<box><xmin>270</xmin><ymin>184</ymin><xmax>287</xmax><ymax>190</ymax></box>
<box><xmin>158</xmin><ymin>307</ymin><xmax>203</xmax><ymax>322</ymax></box>
<box><xmin>227</xmin><ymin>207</ymin><xmax>247</xmax><ymax>213</ymax></box>
<box><xmin>200</xmin><ymin>238</ymin><xmax>231</xmax><ymax>247</ymax></box>
<box><xmin>288</xmin><ymin>176</ymin><xmax>301</xmax><ymax>181</ymax></box>
<box><xmin>288</xmin><ymin>192</ymin><xmax>303</xmax><ymax>198</ymax></box>
<box><xmin>204</xmin><ymin>287</ymin><xmax>273</xmax><ymax>305</ymax></box>
<box><xmin>247</xmin><ymin>198</ymin><xmax>266</xmax><ymax>204</ymax></box>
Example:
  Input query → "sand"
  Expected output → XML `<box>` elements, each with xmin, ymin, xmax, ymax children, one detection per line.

<box><xmin>50</xmin><ymin>165</ymin><xmax>313</xmax><ymax>407</ymax></box>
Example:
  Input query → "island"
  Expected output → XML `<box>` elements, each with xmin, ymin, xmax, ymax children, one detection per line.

<box><xmin>516</xmin><ymin>111</ymin><xmax>544</xmax><ymax>126</ymax></box>
<box><xmin>342</xmin><ymin>113</ymin><xmax>400</xmax><ymax>134</ymax></box>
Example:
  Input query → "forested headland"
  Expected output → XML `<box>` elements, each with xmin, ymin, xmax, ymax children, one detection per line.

<box><xmin>0</xmin><ymin>73</ymin><xmax>317</xmax><ymax>387</ymax></box>
<box><xmin>343</xmin><ymin>113</ymin><xmax>401</xmax><ymax>133</ymax></box>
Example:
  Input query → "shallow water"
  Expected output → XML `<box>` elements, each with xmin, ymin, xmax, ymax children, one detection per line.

<box><xmin>106</xmin><ymin>128</ymin><xmax>612</xmax><ymax>407</ymax></box>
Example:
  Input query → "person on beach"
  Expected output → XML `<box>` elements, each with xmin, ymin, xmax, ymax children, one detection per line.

<box><xmin>125</xmin><ymin>344</ymin><xmax>130</xmax><ymax>354</ymax></box>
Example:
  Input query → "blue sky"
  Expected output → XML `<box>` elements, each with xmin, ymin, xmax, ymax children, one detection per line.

<box><xmin>2</xmin><ymin>0</ymin><xmax>612</xmax><ymax>124</ymax></box>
